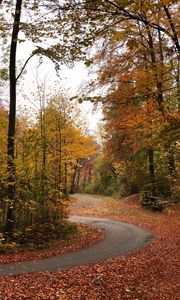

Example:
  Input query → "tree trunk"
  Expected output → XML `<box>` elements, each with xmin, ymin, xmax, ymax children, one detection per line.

<box><xmin>76</xmin><ymin>168</ymin><xmax>81</xmax><ymax>192</ymax></box>
<box><xmin>162</xmin><ymin>4</ymin><xmax>180</xmax><ymax>54</ymax></box>
<box><xmin>40</xmin><ymin>99</ymin><xmax>49</xmax><ymax>223</ymax></box>
<box><xmin>63</xmin><ymin>161</ymin><xmax>67</xmax><ymax>196</ymax></box>
<box><xmin>5</xmin><ymin>0</ymin><xmax>22</xmax><ymax>240</ymax></box>
<box><xmin>148</xmin><ymin>148</ymin><xmax>155</xmax><ymax>189</ymax></box>
<box><xmin>147</xmin><ymin>26</ymin><xmax>164</xmax><ymax>112</ymax></box>
<box><xmin>70</xmin><ymin>160</ymin><xmax>79</xmax><ymax>194</ymax></box>
<box><xmin>166</xmin><ymin>145</ymin><xmax>176</xmax><ymax>178</ymax></box>
<box><xmin>57</xmin><ymin>118</ymin><xmax>62</xmax><ymax>191</ymax></box>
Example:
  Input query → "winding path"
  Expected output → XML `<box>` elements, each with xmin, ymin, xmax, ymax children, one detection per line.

<box><xmin>0</xmin><ymin>194</ymin><xmax>153</xmax><ymax>276</ymax></box>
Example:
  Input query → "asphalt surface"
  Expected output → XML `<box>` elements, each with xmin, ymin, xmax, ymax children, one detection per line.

<box><xmin>0</xmin><ymin>195</ymin><xmax>153</xmax><ymax>276</ymax></box>
<box><xmin>70</xmin><ymin>193</ymin><xmax>103</xmax><ymax>208</ymax></box>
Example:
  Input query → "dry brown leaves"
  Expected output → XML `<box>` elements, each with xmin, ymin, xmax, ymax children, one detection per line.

<box><xmin>0</xmin><ymin>195</ymin><xmax>179</xmax><ymax>300</ymax></box>
<box><xmin>0</xmin><ymin>225</ymin><xmax>103</xmax><ymax>265</ymax></box>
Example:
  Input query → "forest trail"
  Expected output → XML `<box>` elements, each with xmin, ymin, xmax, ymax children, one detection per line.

<box><xmin>0</xmin><ymin>194</ymin><xmax>153</xmax><ymax>276</ymax></box>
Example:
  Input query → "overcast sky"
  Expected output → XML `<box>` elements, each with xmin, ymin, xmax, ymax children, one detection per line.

<box><xmin>16</xmin><ymin>40</ymin><xmax>102</xmax><ymax>134</ymax></box>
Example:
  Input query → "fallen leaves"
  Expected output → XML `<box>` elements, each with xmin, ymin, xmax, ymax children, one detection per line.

<box><xmin>0</xmin><ymin>194</ymin><xmax>179</xmax><ymax>299</ymax></box>
<box><xmin>0</xmin><ymin>224</ymin><xmax>103</xmax><ymax>265</ymax></box>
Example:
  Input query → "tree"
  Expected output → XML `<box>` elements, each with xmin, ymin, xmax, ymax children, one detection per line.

<box><xmin>59</xmin><ymin>1</ymin><xmax>179</xmax><ymax>54</ymax></box>
<box><xmin>69</xmin><ymin>0</ymin><xmax>179</xmax><ymax>206</ymax></box>
<box><xmin>5</xmin><ymin>0</ymin><xmax>23</xmax><ymax>239</ymax></box>
<box><xmin>0</xmin><ymin>89</ymin><xmax>97</xmax><ymax>242</ymax></box>
<box><xmin>2</xmin><ymin>0</ymin><xmax>93</xmax><ymax>239</ymax></box>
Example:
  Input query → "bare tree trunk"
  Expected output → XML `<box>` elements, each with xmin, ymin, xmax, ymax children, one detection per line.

<box><xmin>64</xmin><ymin>161</ymin><xmax>67</xmax><ymax>196</ymax></box>
<box><xmin>40</xmin><ymin>102</ymin><xmax>47</xmax><ymax>223</ymax></box>
<box><xmin>57</xmin><ymin>118</ymin><xmax>62</xmax><ymax>191</ymax></box>
<box><xmin>70</xmin><ymin>160</ymin><xmax>79</xmax><ymax>194</ymax></box>
<box><xmin>167</xmin><ymin>146</ymin><xmax>176</xmax><ymax>178</ymax></box>
<box><xmin>76</xmin><ymin>168</ymin><xmax>81</xmax><ymax>192</ymax></box>
<box><xmin>5</xmin><ymin>0</ymin><xmax>22</xmax><ymax>240</ymax></box>
<box><xmin>148</xmin><ymin>148</ymin><xmax>155</xmax><ymax>189</ymax></box>
<box><xmin>63</xmin><ymin>137</ymin><xmax>68</xmax><ymax>196</ymax></box>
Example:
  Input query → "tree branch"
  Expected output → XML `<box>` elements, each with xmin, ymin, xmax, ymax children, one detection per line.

<box><xmin>162</xmin><ymin>4</ymin><xmax>180</xmax><ymax>53</ymax></box>
<box><xmin>104</xmin><ymin>0</ymin><xmax>173</xmax><ymax>39</ymax></box>
<box><xmin>16</xmin><ymin>51</ymin><xmax>37</xmax><ymax>82</ymax></box>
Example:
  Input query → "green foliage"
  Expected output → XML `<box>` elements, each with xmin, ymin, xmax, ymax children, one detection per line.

<box><xmin>0</xmin><ymin>68</ymin><xmax>8</xmax><ymax>80</ymax></box>
<box><xmin>86</xmin><ymin>148</ymin><xmax>179</xmax><ymax>206</ymax></box>
<box><xmin>139</xmin><ymin>175</ymin><xmax>174</xmax><ymax>211</ymax></box>
<box><xmin>154</xmin><ymin>177</ymin><xmax>172</xmax><ymax>198</ymax></box>
<box><xmin>87</xmin><ymin>152</ymin><xmax>147</xmax><ymax>197</ymax></box>
<box><xmin>16</xmin><ymin>221</ymin><xmax>77</xmax><ymax>245</ymax></box>
<box><xmin>0</xmin><ymin>222</ymin><xmax>77</xmax><ymax>253</ymax></box>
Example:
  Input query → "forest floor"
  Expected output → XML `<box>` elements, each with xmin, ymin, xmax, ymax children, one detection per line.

<box><xmin>0</xmin><ymin>193</ymin><xmax>179</xmax><ymax>299</ymax></box>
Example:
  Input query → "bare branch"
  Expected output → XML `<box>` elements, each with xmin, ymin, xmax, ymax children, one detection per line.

<box><xmin>16</xmin><ymin>50</ymin><xmax>38</xmax><ymax>82</ymax></box>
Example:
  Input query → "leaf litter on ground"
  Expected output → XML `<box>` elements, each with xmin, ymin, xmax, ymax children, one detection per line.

<box><xmin>0</xmin><ymin>194</ymin><xmax>179</xmax><ymax>300</ymax></box>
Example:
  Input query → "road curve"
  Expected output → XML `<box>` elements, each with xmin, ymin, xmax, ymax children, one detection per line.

<box><xmin>0</xmin><ymin>215</ymin><xmax>153</xmax><ymax>276</ymax></box>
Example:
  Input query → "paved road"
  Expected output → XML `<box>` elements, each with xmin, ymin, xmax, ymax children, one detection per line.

<box><xmin>0</xmin><ymin>195</ymin><xmax>153</xmax><ymax>276</ymax></box>
<box><xmin>70</xmin><ymin>193</ymin><xmax>103</xmax><ymax>208</ymax></box>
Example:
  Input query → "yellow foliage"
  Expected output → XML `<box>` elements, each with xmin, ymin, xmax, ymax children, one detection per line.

<box><xmin>161</xmin><ymin>0</ymin><xmax>170</xmax><ymax>5</ymax></box>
